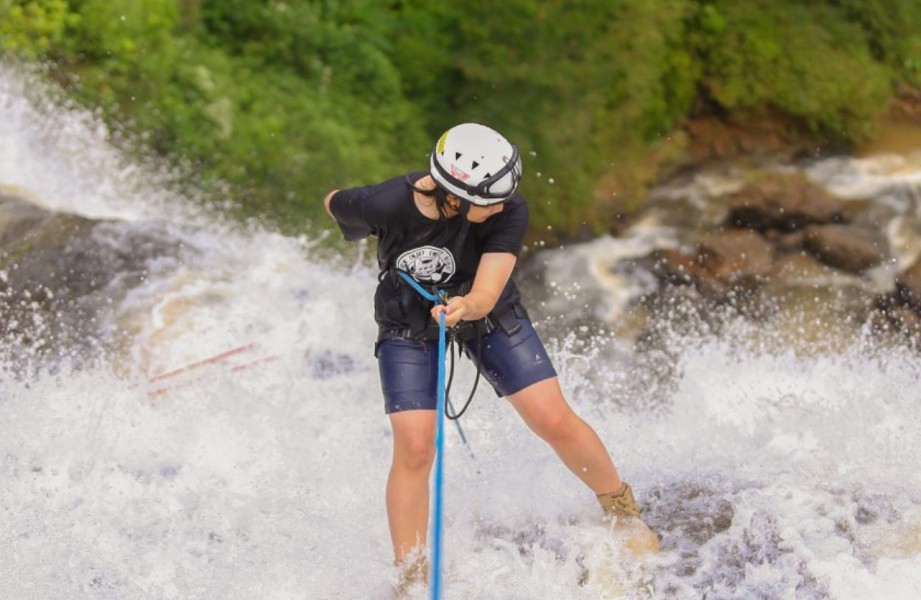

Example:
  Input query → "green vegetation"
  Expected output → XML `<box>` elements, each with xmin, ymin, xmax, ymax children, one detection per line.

<box><xmin>2</xmin><ymin>0</ymin><xmax>920</xmax><ymax>240</ymax></box>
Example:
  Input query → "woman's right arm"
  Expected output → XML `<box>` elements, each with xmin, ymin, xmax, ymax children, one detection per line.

<box><xmin>325</xmin><ymin>176</ymin><xmax>401</xmax><ymax>240</ymax></box>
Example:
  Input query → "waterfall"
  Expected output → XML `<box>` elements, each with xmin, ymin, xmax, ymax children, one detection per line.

<box><xmin>2</xmin><ymin>64</ymin><xmax>920</xmax><ymax>600</ymax></box>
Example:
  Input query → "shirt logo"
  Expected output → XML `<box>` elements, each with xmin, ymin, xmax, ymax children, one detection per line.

<box><xmin>396</xmin><ymin>246</ymin><xmax>456</xmax><ymax>284</ymax></box>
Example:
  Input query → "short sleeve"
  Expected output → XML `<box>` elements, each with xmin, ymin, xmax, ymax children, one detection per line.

<box><xmin>328</xmin><ymin>175</ymin><xmax>408</xmax><ymax>241</ymax></box>
<box><xmin>328</xmin><ymin>188</ymin><xmax>374</xmax><ymax>241</ymax></box>
<box><xmin>480</xmin><ymin>194</ymin><xmax>529</xmax><ymax>256</ymax></box>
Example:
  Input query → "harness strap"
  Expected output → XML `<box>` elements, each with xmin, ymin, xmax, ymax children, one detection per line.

<box><xmin>392</xmin><ymin>270</ymin><xmax>482</xmax><ymax>420</ymax></box>
<box><xmin>487</xmin><ymin>303</ymin><xmax>525</xmax><ymax>336</ymax></box>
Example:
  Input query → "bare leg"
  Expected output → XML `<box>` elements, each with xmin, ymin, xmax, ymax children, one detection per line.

<box><xmin>506</xmin><ymin>377</ymin><xmax>622</xmax><ymax>495</ymax></box>
<box><xmin>386</xmin><ymin>409</ymin><xmax>437</xmax><ymax>564</ymax></box>
<box><xmin>508</xmin><ymin>377</ymin><xmax>660</xmax><ymax>553</ymax></box>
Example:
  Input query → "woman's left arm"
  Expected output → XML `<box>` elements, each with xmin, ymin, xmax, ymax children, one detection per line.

<box><xmin>432</xmin><ymin>252</ymin><xmax>517</xmax><ymax>328</ymax></box>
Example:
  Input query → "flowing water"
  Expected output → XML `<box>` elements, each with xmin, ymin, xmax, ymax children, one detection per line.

<box><xmin>2</xmin><ymin>65</ymin><xmax>920</xmax><ymax>600</ymax></box>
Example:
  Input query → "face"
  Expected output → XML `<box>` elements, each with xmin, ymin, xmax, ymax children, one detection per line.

<box><xmin>448</xmin><ymin>195</ymin><xmax>504</xmax><ymax>222</ymax></box>
<box><xmin>466</xmin><ymin>202</ymin><xmax>504</xmax><ymax>222</ymax></box>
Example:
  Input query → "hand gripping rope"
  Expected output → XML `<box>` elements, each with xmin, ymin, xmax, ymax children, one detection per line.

<box><xmin>394</xmin><ymin>271</ymin><xmax>482</xmax><ymax>426</ymax></box>
<box><xmin>394</xmin><ymin>270</ymin><xmax>472</xmax><ymax>600</ymax></box>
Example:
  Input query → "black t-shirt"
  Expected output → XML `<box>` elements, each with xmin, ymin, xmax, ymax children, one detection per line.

<box><xmin>329</xmin><ymin>172</ymin><xmax>529</xmax><ymax>334</ymax></box>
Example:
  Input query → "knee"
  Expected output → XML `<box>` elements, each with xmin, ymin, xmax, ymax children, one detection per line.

<box><xmin>393</xmin><ymin>434</ymin><xmax>436</xmax><ymax>473</ymax></box>
<box><xmin>530</xmin><ymin>410</ymin><xmax>579</xmax><ymax>445</ymax></box>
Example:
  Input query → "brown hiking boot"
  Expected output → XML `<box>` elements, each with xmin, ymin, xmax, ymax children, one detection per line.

<box><xmin>597</xmin><ymin>482</ymin><xmax>660</xmax><ymax>554</ymax></box>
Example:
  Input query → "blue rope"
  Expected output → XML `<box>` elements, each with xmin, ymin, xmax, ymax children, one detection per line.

<box><xmin>393</xmin><ymin>270</ymin><xmax>459</xmax><ymax>599</ymax></box>
<box><xmin>395</xmin><ymin>270</ymin><xmax>442</xmax><ymax>303</ymax></box>
<box><xmin>431</xmin><ymin>310</ymin><xmax>446</xmax><ymax>600</ymax></box>
<box><xmin>394</xmin><ymin>270</ymin><xmax>475</xmax><ymax>451</ymax></box>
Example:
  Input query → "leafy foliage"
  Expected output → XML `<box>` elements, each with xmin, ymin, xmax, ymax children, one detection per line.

<box><xmin>828</xmin><ymin>0</ymin><xmax>921</xmax><ymax>85</ymax></box>
<box><xmin>1</xmin><ymin>0</ymin><xmax>918</xmax><ymax>238</ymax></box>
<box><xmin>0</xmin><ymin>0</ymin><xmax>80</xmax><ymax>59</ymax></box>
<box><xmin>429</xmin><ymin>0</ymin><xmax>699</xmax><ymax>235</ymax></box>
<box><xmin>690</xmin><ymin>0</ymin><xmax>891</xmax><ymax>141</ymax></box>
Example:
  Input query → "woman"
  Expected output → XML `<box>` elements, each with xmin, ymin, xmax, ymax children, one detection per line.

<box><xmin>323</xmin><ymin>123</ymin><xmax>658</xmax><ymax>586</ymax></box>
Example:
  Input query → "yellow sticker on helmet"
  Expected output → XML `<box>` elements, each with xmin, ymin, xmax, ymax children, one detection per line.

<box><xmin>436</xmin><ymin>131</ymin><xmax>448</xmax><ymax>155</ymax></box>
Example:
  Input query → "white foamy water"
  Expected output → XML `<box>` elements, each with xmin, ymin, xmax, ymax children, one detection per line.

<box><xmin>2</xmin><ymin>64</ymin><xmax>921</xmax><ymax>600</ymax></box>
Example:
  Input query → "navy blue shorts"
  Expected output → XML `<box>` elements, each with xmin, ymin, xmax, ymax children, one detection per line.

<box><xmin>377</xmin><ymin>318</ymin><xmax>558</xmax><ymax>414</ymax></box>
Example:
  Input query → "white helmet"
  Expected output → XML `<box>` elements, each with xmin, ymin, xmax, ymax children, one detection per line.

<box><xmin>430</xmin><ymin>123</ymin><xmax>522</xmax><ymax>206</ymax></box>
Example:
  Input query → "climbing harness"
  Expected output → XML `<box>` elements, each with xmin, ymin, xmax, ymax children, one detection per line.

<box><xmin>393</xmin><ymin>270</ymin><xmax>484</xmax><ymax>423</ymax></box>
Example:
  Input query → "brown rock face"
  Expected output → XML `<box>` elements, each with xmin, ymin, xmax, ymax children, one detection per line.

<box><xmin>698</xmin><ymin>229</ymin><xmax>775</xmax><ymax>281</ymax></box>
<box><xmin>727</xmin><ymin>175</ymin><xmax>846</xmax><ymax>232</ymax></box>
<box><xmin>866</xmin><ymin>258</ymin><xmax>921</xmax><ymax>342</ymax></box>
<box><xmin>896</xmin><ymin>258</ymin><xmax>921</xmax><ymax>312</ymax></box>
<box><xmin>802</xmin><ymin>225</ymin><xmax>887</xmax><ymax>273</ymax></box>
<box><xmin>891</xmin><ymin>85</ymin><xmax>921</xmax><ymax>121</ymax></box>
<box><xmin>649</xmin><ymin>249</ymin><xmax>704</xmax><ymax>287</ymax></box>
<box><xmin>1</xmin><ymin>189</ymin><xmax>179</xmax><ymax>365</ymax></box>
<box><xmin>682</xmin><ymin>113</ymin><xmax>823</xmax><ymax>163</ymax></box>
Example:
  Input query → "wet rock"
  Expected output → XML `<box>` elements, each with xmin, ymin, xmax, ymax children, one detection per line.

<box><xmin>762</xmin><ymin>228</ymin><xmax>806</xmax><ymax>252</ymax></box>
<box><xmin>768</xmin><ymin>252</ymin><xmax>835</xmax><ymax>283</ymax></box>
<box><xmin>726</xmin><ymin>175</ymin><xmax>846</xmax><ymax>232</ymax></box>
<box><xmin>870</xmin><ymin>258</ymin><xmax>921</xmax><ymax>343</ymax></box>
<box><xmin>698</xmin><ymin>229</ymin><xmax>775</xmax><ymax>282</ymax></box>
<box><xmin>618</xmin><ymin>162</ymin><xmax>914</xmax><ymax>351</ymax></box>
<box><xmin>1</xmin><ymin>189</ymin><xmax>180</xmax><ymax>366</ymax></box>
<box><xmin>802</xmin><ymin>225</ymin><xmax>887</xmax><ymax>273</ymax></box>
<box><xmin>647</xmin><ymin>249</ymin><xmax>705</xmax><ymax>287</ymax></box>
<box><xmin>872</xmin><ymin>305</ymin><xmax>921</xmax><ymax>341</ymax></box>
<box><xmin>309</xmin><ymin>350</ymin><xmax>356</xmax><ymax>380</ymax></box>
<box><xmin>646</xmin><ymin>480</ymin><xmax>735</xmax><ymax>548</ymax></box>
<box><xmin>895</xmin><ymin>258</ymin><xmax>921</xmax><ymax>312</ymax></box>
<box><xmin>645</xmin><ymin>248</ymin><xmax>729</xmax><ymax>300</ymax></box>
<box><xmin>641</xmin><ymin>230</ymin><xmax>778</xmax><ymax>313</ymax></box>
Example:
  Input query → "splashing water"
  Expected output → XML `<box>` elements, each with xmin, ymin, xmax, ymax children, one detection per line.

<box><xmin>2</xmin><ymin>64</ymin><xmax>921</xmax><ymax>600</ymax></box>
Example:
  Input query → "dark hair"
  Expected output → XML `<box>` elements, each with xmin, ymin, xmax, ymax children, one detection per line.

<box><xmin>406</xmin><ymin>176</ymin><xmax>458</xmax><ymax>221</ymax></box>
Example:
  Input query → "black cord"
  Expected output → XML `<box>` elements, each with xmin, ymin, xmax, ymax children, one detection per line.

<box><xmin>427</xmin><ymin>281</ymin><xmax>481</xmax><ymax>421</ymax></box>
<box><xmin>444</xmin><ymin>330</ymin><xmax>481</xmax><ymax>420</ymax></box>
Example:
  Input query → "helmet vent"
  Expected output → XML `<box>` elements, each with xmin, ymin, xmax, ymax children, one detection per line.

<box><xmin>472</xmin><ymin>161</ymin><xmax>480</xmax><ymax>169</ymax></box>
<box><xmin>455</xmin><ymin>152</ymin><xmax>462</xmax><ymax>159</ymax></box>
